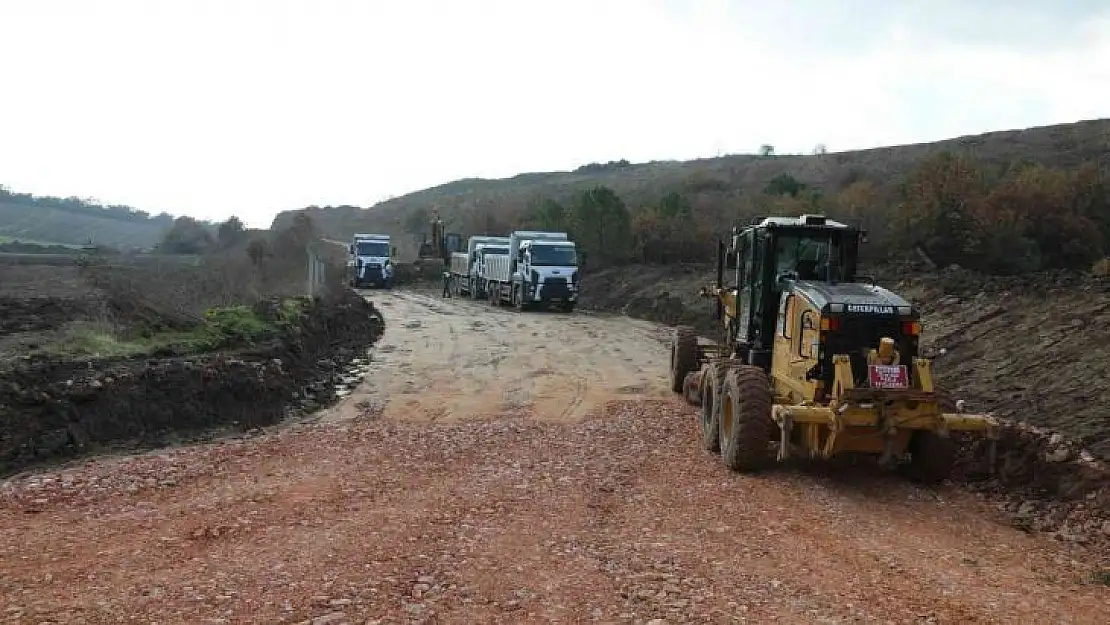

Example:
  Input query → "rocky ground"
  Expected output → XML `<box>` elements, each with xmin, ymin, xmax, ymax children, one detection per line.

<box><xmin>2</xmin><ymin>408</ymin><xmax>1107</xmax><ymax>623</ymax></box>
<box><xmin>2</xmin><ymin>264</ymin><xmax>1110</xmax><ymax>623</ymax></box>
<box><xmin>2</xmin><ymin>287</ymin><xmax>1108</xmax><ymax>624</ymax></box>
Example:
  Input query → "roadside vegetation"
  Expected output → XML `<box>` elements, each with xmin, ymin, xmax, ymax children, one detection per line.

<box><xmin>43</xmin><ymin>300</ymin><xmax>304</xmax><ymax>360</ymax></box>
<box><xmin>505</xmin><ymin>151</ymin><xmax>1110</xmax><ymax>276</ymax></box>
<box><xmin>0</xmin><ymin>209</ymin><xmax>342</xmax><ymax>367</ymax></box>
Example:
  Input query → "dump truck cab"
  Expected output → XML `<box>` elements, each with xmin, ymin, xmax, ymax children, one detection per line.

<box><xmin>349</xmin><ymin>233</ymin><xmax>395</xmax><ymax>289</ymax></box>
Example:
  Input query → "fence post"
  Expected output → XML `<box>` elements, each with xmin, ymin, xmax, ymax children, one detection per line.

<box><xmin>305</xmin><ymin>249</ymin><xmax>327</xmax><ymax>298</ymax></box>
<box><xmin>306</xmin><ymin>250</ymin><xmax>313</xmax><ymax>298</ymax></box>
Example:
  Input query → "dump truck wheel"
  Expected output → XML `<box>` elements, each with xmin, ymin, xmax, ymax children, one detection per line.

<box><xmin>669</xmin><ymin>326</ymin><xmax>698</xmax><ymax>393</ymax></box>
<box><xmin>902</xmin><ymin>432</ymin><xmax>956</xmax><ymax>485</ymax></box>
<box><xmin>719</xmin><ymin>366</ymin><xmax>773</xmax><ymax>472</ymax></box>
<box><xmin>699</xmin><ymin>362</ymin><xmax>728</xmax><ymax>453</ymax></box>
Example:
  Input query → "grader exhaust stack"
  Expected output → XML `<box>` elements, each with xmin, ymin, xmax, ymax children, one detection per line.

<box><xmin>670</xmin><ymin>214</ymin><xmax>998</xmax><ymax>483</ymax></box>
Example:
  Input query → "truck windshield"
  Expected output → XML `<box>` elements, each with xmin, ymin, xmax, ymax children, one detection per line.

<box><xmin>356</xmin><ymin>241</ymin><xmax>389</xmax><ymax>257</ymax></box>
<box><xmin>530</xmin><ymin>245</ymin><xmax>577</xmax><ymax>267</ymax></box>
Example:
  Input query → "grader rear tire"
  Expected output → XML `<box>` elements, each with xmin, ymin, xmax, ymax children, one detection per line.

<box><xmin>699</xmin><ymin>362</ymin><xmax>729</xmax><ymax>453</ymax></box>
<box><xmin>669</xmin><ymin>326</ymin><xmax>698</xmax><ymax>394</ymax></box>
<box><xmin>902</xmin><ymin>431</ymin><xmax>957</xmax><ymax>485</ymax></box>
<box><xmin>719</xmin><ymin>366</ymin><xmax>774</xmax><ymax>472</ymax></box>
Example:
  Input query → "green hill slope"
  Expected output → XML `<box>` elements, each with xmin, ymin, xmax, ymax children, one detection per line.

<box><xmin>271</xmin><ymin>118</ymin><xmax>1110</xmax><ymax>247</ymax></box>
<box><xmin>0</xmin><ymin>191</ymin><xmax>174</xmax><ymax>249</ymax></box>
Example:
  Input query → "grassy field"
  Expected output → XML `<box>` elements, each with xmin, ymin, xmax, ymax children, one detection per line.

<box><xmin>0</xmin><ymin>199</ymin><xmax>170</xmax><ymax>249</ymax></box>
<box><xmin>0</xmin><ymin>235</ymin><xmax>83</xmax><ymax>248</ymax></box>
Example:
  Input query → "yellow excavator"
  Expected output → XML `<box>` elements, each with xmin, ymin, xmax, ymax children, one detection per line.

<box><xmin>670</xmin><ymin>214</ymin><xmax>998</xmax><ymax>483</ymax></box>
<box><xmin>417</xmin><ymin>211</ymin><xmax>464</xmax><ymax>262</ymax></box>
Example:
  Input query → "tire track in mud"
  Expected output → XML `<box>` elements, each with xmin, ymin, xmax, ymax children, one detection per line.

<box><xmin>327</xmin><ymin>289</ymin><xmax>672</xmax><ymax>423</ymax></box>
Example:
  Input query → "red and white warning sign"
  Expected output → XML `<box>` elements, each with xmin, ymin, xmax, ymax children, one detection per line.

<box><xmin>868</xmin><ymin>364</ymin><xmax>909</xmax><ymax>389</ymax></box>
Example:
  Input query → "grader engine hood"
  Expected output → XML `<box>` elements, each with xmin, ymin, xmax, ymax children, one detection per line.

<box><xmin>792</xmin><ymin>280</ymin><xmax>919</xmax><ymax>381</ymax></box>
<box><xmin>793</xmin><ymin>280</ymin><xmax>913</xmax><ymax>314</ymax></box>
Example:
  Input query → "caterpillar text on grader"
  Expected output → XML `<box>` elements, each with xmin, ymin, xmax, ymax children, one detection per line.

<box><xmin>669</xmin><ymin>214</ymin><xmax>999</xmax><ymax>483</ymax></box>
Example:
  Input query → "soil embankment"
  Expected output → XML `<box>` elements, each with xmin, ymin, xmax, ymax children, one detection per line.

<box><xmin>0</xmin><ymin>291</ymin><xmax>385</xmax><ymax>476</ymax></box>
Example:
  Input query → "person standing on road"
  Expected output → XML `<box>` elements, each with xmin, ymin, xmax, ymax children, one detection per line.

<box><xmin>441</xmin><ymin>270</ymin><xmax>453</xmax><ymax>298</ymax></box>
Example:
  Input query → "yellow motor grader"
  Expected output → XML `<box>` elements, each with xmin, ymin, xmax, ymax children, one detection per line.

<box><xmin>669</xmin><ymin>214</ymin><xmax>998</xmax><ymax>483</ymax></box>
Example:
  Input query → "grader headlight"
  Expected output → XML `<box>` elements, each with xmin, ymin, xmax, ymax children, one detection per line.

<box><xmin>819</xmin><ymin>315</ymin><xmax>840</xmax><ymax>332</ymax></box>
<box><xmin>901</xmin><ymin>320</ymin><xmax>921</xmax><ymax>336</ymax></box>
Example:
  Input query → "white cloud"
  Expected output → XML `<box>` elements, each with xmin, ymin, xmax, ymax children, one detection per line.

<box><xmin>0</xmin><ymin>0</ymin><xmax>1107</xmax><ymax>228</ymax></box>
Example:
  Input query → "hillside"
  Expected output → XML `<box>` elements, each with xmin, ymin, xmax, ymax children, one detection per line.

<box><xmin>271</xmin><ymin>118</ymin><xmax>1110</xmax><ymax>250</ymax></box>
<box><xmin>0</xmin><ymin>190</ymin><xmax>174</xmax><ymax>250</ymax></box>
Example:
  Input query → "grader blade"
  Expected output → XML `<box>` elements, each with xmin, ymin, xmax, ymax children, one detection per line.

<box><xmin>771</xmin><ymin>391</ymin><xmax>999</xmax><ymax>465</ymax></box>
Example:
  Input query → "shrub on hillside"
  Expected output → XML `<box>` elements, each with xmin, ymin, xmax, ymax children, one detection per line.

<box><xmin>893</xmin><ymin>152</ymin><xmax>1110</xmax><ymax>274</ymax></box>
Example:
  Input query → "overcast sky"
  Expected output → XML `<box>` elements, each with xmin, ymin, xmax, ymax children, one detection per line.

<box><xmin>1</xmin><ymin>0</ymin><xmax>1108</xmax><ymax>227</ymax></box>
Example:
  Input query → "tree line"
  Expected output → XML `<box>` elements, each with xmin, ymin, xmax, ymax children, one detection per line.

<box><xmin>157</xmin><ymin>212</ymin><xmax>318</xmax><ymax>270</ymax></box>
<box><xmin>154</xmin><ymin>150</ymin><xmax>1110</xmax><ymax>278</ymax></box>
<box><xmin>504</xmin><ymin>152</ymin><xmax>1110</xmax><ymax>275</ymax></box>
<box><xmin>0</xmin><ymin>184</ymin><xmax>177</xmax><ymax>226</ymax></box>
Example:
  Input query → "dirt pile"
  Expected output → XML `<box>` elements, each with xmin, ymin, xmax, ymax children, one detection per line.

<box><xmin>0</xmin><ymin>291</ymin><xmax>385</xmax><ymax>476</ymax></box>
<box><xmin>580</xmin><ymin>263</ymin><xmax>716</xmax><ymax>334</ymax></box>
<box><xmin>391</xmin><ymin>259</ymin><xmax>446</xmax><ymax>286</ymax></box>
<box><xmin>0</xmin><ymin>297</ymin><xmax>96</xmax><ymax>335</ymax></box>
<box><xmin>952</xmin><ymin>423</ymin><xmax>1110</xmax><ymax>550</ymax></box>
<box><xmin>898</xmin><ymin>266</ymin><xmax>1110</xmax><ymax>460</ymax></box>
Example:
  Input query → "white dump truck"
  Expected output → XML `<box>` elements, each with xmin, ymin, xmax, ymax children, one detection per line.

<box><xmin>450</xmin><ymin>235</ymin><xmax>510</xmax><ymax>299</ymax></box>
<box><xmin>484</xmin><ymin>230</ymin><xmax>579</xmax><ymax>312</ymax></box>
<box><xmin>348</xmin><ymin>233</ymin><xmax>394</xmax><ymax>289</ymax></box>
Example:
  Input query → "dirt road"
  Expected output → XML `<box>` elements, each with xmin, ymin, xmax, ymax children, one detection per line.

<box><xmin>2</xmin><ymin>289</ymin><xmax>1108</xmax><ymax>624</ymax></box>
<box><xmin>320</xmin><ymin>289</ymin><xmax>673</xmax><ymax>424</ymax></box>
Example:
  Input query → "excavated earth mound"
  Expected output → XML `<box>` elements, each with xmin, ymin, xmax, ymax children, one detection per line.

<box><xmin>0</xmin><ymin>291</ymin><xmax>385</xmax><ymax>476</ymax></box>
<box><xmin>0</xmin><ymin>297</ymin><xmax>94</xmax><ymax>336</ymax></box>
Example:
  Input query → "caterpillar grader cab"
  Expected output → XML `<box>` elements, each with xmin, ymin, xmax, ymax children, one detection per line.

<box><xmin>669</xmin><ymin>214</ymin><xmax>998</xmax><ymax>483</ymax></box>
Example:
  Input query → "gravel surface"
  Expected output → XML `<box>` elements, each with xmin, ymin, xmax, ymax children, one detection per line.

<box><xmin>3</xmin><ymin>400</ymin><xmax>1108</xmax><ymax>624</ymax></box>
<box><xmin>319</xmin><ymin>290</ymin><xmax>671</xmax><ymax>424</ymax></box>
<box><xmin>2</xmin><ymin>289</ymin><xmax>1108</xmax><ymax>624</ymax></box>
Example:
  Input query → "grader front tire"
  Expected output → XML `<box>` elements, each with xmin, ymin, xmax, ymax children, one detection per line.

<box><xmin>699</xmin><ymin>362</ymin><xmax>729</xmax><ymax>453</ymax></box>
<box><xmin>719</xmin><ymin>366</ymin><xmax>774</xmax><ymax>473</ymax></box>
<box><xmin>669</xmin><ymin>326</ymin><xmax>698</xmax><ymax>394</ymax></box>
<box><xmin>902</xmin><ymin>431</ymin><xmax>957</xmax><ymax>485</ymax></box>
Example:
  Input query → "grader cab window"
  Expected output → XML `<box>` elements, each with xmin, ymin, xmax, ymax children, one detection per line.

<box><xmin>774</xmin><ymin>230</ymin><xmax>843</xmax><ymax>282</ymax></box>
<box><xmin>731</xmin><ymin>231</ymin><xmax>752</xmax><ymax>290</ymax></box>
